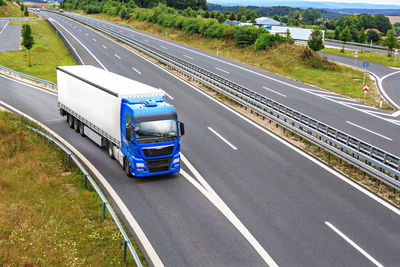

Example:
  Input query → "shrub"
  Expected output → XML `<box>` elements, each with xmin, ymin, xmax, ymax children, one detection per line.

<box><xmin>203</xmin><ymin>24</ymin><xmax>225</xmax><ymax>39</ymax></box>
<box><xmin>174</xmin><ymin>15</ymin><xmax>185</xmax><ymax>29</ymax></box>
<box><xmin>84</xmin><ymin>5</ymin><xmax>101</xmax><ymax>14</ymax></box>
<box><xmin>233</xmin><ymin>26</ymin><xmax>261</xmax><ymax>47</ymax></box>
<box><xmin>182</xmin><ymin>18</ymin><xmax>201</xmax><ymax>34</ymax></box>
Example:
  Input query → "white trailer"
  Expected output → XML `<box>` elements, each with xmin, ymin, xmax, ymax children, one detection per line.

<box><xmin>270</xmin><ymin>26</ymin><xmax>325</xmax><ymax>41</ymax></box>
<box><xmin>57</xmin><ymin>65</ymin><xmax>164</xmax><ymax>147</ymax></box>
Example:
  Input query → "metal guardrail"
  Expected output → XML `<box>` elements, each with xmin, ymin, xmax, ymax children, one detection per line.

<box><xmin>325</xmin><ymin>38</ymin><xmax>392</xmax><ymax>51</ymax></box>
<box><xmin>0</xmin><ymin>64</ymin><xmax>57</xmax><ymax>90</ymax></box>
<box><xmin>61</xmin><ymin>12</ymin><xmax>400</xmax><ymax>190</ymax></box>
<box><xmin>26</xmin><ymin>125</ymin><xmax>143</xmax><ymax>266</ymax></box>
<box><xmin>47</xmin><ymin>18</ymin><xmax>84</xmax><ymax>65</ymax></box>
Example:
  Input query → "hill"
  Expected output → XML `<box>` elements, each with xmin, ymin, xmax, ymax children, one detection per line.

<box><xmin>0</xmin><ymin>0</ymin><xmax>23</xmax><ymax>17</ymax></box>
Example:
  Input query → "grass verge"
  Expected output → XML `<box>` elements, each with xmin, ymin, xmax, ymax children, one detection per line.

<box><xmin>0</xmin><ymin>110</ymin><xmax>147</xmax><ymax>266</ymax></box>
<box><xmin>0</xmin><ymin>1</ymin><xmax>23</xmax><ymax>17</ymax></box>
<box><xmin>78</xmin><ymin>12</ymin><xmax>391</xmax><ymax>109</ymax></box>
<box><xmin>322</xmin><ymin>47</ymin><xmax>400</xmax><ymax>68</ymax></box>
<box><xmin>0</xmin><ymin>19</ymin><xmax>75</xmax><ymax>83</ymax></box>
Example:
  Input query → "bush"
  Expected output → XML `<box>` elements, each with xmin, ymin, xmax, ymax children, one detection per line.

<box><xmin>174</xmin><ymin>15</ymin><xmax>185</xmax><ymax>29</ymax></box>
<box><xmin>203</xmin><ymin>24</ymin><xmax>225</xmax><ymax>39</ymax></box>
<box><xmin>254</xmin><ymin>32</ymin><xmax>295</xmax><ymax>51</ymax></box>
<box><xmin>182</xmin><ymin>18</ymin><xmax>201</xmax><ymax>34</ymax></box>
<box><xmin>85</xmin><ymin>5</ymin><xmax>101</xmax><ymax>14</ymax></box>
<box><xmin>233</xmin><ymin>26</ymin><xmax>262</xmax><ymax>47</ymax></box>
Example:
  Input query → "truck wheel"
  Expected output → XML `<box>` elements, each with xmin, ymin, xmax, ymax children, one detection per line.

<box><xmin>79</xmin><ymin>122</ymin><xmax>85</xmax><ymax>137</ymax></box>
<box><xmin>107</xmin><ymin>141</ymin><xmax>114</xmax><ymax>159</ymax></box>
<box><xmin>68</xmin><ymin>114</ymin><xmax>74</xmax><ymax>128</ymax></box>
<box><xmin>124</xmin><ymin>157</ymin><xmax>133</xmax><ymax>177</ymax></box>
<box><xmin>74</xmin><ymin>118</ymin><xmax>79</xmax><ymax>132</ymax></box>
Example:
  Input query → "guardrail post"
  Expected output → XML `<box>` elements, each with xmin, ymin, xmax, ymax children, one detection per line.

<box><xmin>68</xmin><ymin>153</ymin><xmax>71</xmax><ymax>169</ymax></box>
<box><xmin>43</xmin><ymin>135</ymin><xmax>46</xmax><ymax>144</ymax></box>
<box><xmin>84</xmin><ymin>174</ymin><xmax>88</xmax><ymax>188</ymax></box>
<box><xmin>395</xmin><ymin>176</ymin><xmax>399</xmax><ymax>194</ymax></box>
<box><xmin>102</xmin><ymin>202</ymin><xmax>106</xmax><ymax>220</ymax></box>
<box><xmin>123</xmin><ymin>240</ymin><xmax>127</xmax><ymax>262</ymax></box>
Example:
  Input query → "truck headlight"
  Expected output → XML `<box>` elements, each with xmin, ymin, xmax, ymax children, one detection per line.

<box><xmin>136</xmin><ymin>162</ymin><xmax>145</xmax><ymax>168</ymax></box>
<box><xmin>173</xmin><ymin>158</ymin><xmax>180</xmax><ymax>164</ymax></box>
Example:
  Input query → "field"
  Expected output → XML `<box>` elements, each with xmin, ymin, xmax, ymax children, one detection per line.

<box><xmin>0</xmin><ymin>20</ymin><xmax>76</xmax><ymax>83</ymax></box>
<box><xmin>388</xmin><ymin>16</ymin><xmax>400</xmax><ymax>24</ymax></box>
<box><xmin>0</xmin><ymin>110</ymin><xmax>146</xmax><ymax>266</ymax></box>
<box><xmin>0</xmin><ymin>0</ymin><xmax>23</xmax><ymax>17</ymax></box>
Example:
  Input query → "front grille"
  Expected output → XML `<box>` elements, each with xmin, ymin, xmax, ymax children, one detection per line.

<box><xmin>146</xmin><ymin>158</ymin><xmax>171</xmax><ymax>173</ymax></box>
<box><xmin>143</xmin><ymin>145</ymin><xmax>174</xmax><ymax>157</ymax></box>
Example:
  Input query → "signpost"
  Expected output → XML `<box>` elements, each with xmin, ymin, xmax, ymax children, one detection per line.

<box><xmin>395</xmin><ymin>48</ymin><xmax>399</xmax><ymax>66</ymax></box>
<box><xmin>354</xmin><ymin>50</ymin><xmax>358</xmax><ymax>66</ymax></box>
<box><xmin>363</xmin><ymin>84</ymin><xmax>369</xmax><ymax>98</ymax></box>
<box><xmin>165</xmin><ymin>32</ymin><xmax>168</xmax><ymax>38</ymax></box>
<box><xmin>362</xmin><ymin>60</ymin><xmax>369</xmax><ymax>88</ymax></box>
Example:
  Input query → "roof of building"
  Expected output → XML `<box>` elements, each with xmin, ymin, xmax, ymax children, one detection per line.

<box><xmin>255</xmin><ymin>17</ymin><xmax>280</xmax><ymax>26</ymax></box>
<box><xmin>365</xmin><ymin>28</ymin><xmax>381</xmax><ymax>34</ymax></box>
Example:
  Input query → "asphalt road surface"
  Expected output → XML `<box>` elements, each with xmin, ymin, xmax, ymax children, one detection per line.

<box><xmin>0</xmin><ymin>23</ymin><xmax>21</xmax><ymax>52</ymax></box>
<box><xmin>1</xmin><ymin>10</ymin><xmax>400</xmax><ymax>266</ymax></box>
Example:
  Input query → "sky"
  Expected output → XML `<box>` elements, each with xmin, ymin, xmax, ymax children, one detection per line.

<box><xmin>306</xmin><ymin>0</ymin><xmax>400</xmax><ymax>4</ymax></box>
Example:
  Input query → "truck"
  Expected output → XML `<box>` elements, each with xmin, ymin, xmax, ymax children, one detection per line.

<box><xmin>57</xmin><ymin>65</ymin><xmax>184</xmax><ymax>177</ymax></box>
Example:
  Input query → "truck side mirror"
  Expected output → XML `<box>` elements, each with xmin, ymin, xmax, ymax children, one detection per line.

<box><xmin>126</xmin><ymin>125</ymin><xmax>133</xmax><ymax>140</ymax></box>
<box><xmin>179</xmin><ymin>122</ymin><xmax>185</xmax><ymax>136</ymax></box>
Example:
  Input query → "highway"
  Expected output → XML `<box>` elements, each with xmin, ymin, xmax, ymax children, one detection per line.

<box><xmin>46</xmin><ymin>12</ymin><xmax>400</xmax><ymax>159</ymax></box>
<box><xmin>0</xmin><ymin>11</ymin><xmax>399</xmax><ymax>266</ymax></box>
<box><xmin>324</xmin><ymin>40</ymin><xmax>390</xmax><ymax>54</ymax></box>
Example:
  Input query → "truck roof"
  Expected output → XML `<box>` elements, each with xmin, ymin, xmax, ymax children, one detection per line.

<box><xmin>57</xmin><ymin>65</ymin><xmax>164</xmax><ymax>98</ymax></box>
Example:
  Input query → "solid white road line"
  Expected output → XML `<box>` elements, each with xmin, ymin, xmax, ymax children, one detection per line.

<box><xmin>262</xmin><ymin>86</ymin><xmax>287</xmax><ymax>97</ymax></box>
<box><xmin>208</xmin><ymin>127</ymin><xmax>237</xmax><ymax>150</ymax></box>
<box><xmin>301</xmin><ymin>88</ymin><xmax>338</xmax><ymax>95</ymax></box>
<box><xmin>0</xmin><ymin>21</ymin><xmax>9</xmax><ymax>35</ymax></box>
<box><xmin>0</xmin><ymin>100</ymin><xmax>164</xmax><ymax>267</ymax></box>
<box><xmin>160</xmin><ymin>46</ymin><xmax>168</xmax><ymax>50</ymax></box>
<box><xmin>50</xmin><ymin>19</ymin><xmax>107</xmax><ymax>70</ymax></box>
<box><xmin>114</xmin><ymin>54</ymin><xmax>121</xmax><ymax>59</ymax></box>
<box><xmin>164</xmin><ymin>92</ymin><xmax>174</xmax><ymax>100</ymax></box>
<box><xmin>346</xmin><ymin>121</ymin><xmax>392</xmax><ymax>141</ymax></box>
<box><xmin>319</xmin><ymin>95</ymin><xmax>358</xmax><ymax>102</ymax></box>
<box><xmin>379</xmin><ymin>71</ymin><xmax>400</xmax><ymax>110</ymax></box>
<box><xmin>180</xmin><ymin>158</ymin><xmax>278</xmax><ymax>267</ymax></box>
<box><xmin>338</xmin><ymin>102</ymin><xmax>378</xmax><ymax>110</ymax></box>
<box><xmin>97</xmin><ymin>27</ymin><xmax>400</xmax><ymax>216</ymax></box>
<box><xmin>92</xmin><ymin>38</ymin><xmax>96</xmax><ymax>42</ymax></box>
<box><xmin>215</xmin><ymin>67</ymin><xmax>230</xmax><ymax>74</ymax></box>
<box><xmin>183</xmin><ymin>54</ymin><xmax>193</xmax><ymax>60</ymax></box>
<box><xmin>102</xmin><ymin>45</ymin><xmax>107</xmax><ymax>49</ymax></box>
<box><xmin>325</xmin><ymin>222</ymin><xmax>384</xmax><ymax>267</ymax></box>
<box><xmin>131</xmin><ymin>67</ymin><xmax>141</xmax><ymax>75</ymax></box>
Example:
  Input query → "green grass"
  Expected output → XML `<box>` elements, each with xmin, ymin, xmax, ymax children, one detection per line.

<box><xmin>0</xmin><ymin>110</ymin><xmax>147</xmax><ymax>266</ymax></box>
<box><xmin>0</xmin><ymin>1</ymin><xmax>23</xmax><ymax>17</ymax></box>
<box><xmin>322</xmin><ymin>47</ymin><xmax>400</xmax><ymax>68</ymax></box>
<box><xmin>0</xmin><ymin>20</ymin><xmax>76</xmax><ymax>83</ymax></box>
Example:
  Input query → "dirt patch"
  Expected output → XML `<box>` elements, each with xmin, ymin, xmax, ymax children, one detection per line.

<box><xmin>388</xmin><ymin>16</ymin><xmax>400</xmax><ymax>24</ymax></box>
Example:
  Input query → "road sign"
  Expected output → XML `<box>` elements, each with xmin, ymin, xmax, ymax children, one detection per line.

<box><xmin>354</xmin><ymin>51</ymin><xmax>359</xmax><ymax>58</ymax></box>
<box><xmin>363</xmin><ymin>61</ymin><xmax>369</xmax><ymax>68</ymax></box>
<box><xmin>395</xmin><ymin>48</ymin><xmax>399</xmax><ymax>55</ymax></box>
<box><xmin>363</xmin><ymin>85</ymin><xmax>369</xmax><ymax>93</ymax></box>
<box><xmin>5</xmin><ymin>11</ymin><xmax>7</xmax><ymax>16</ymax></box>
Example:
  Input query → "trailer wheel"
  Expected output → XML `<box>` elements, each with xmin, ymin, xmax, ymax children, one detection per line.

<box><xmin>73</xmin><ymin>118</ymin><xmax>79</xmax><ymax>132</ymax></box>
<box><xmin>124</xmin><ymin>157</ymin><xmax>133</xmax><ymax>177</ymax></box>
<box><xmin>68</xmin><ymin>114</ymin><xmax>74</xmax><ymax>128</ymax></box>
<box><xmin>79</xmin><ymin>122</ymin><xmax>85</xmax><ymax>137</ymax></box>
<box><xmin>107</xmin><ymin>141</ymin><xmax>114</xmax><ymax>159</ymax></box>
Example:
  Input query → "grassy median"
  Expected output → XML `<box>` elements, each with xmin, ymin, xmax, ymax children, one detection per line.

<box><xmin>0</xmin><ymin>110</ymin><xmax>145</xmax><ymax>266</ymax></box>
<box><xmin>322</xmin><ymin>47</ymin><xmax>399</xmax><ymax>68</ymax></box>
<box><xmin>0</xmin><ymin>20</ymin><xmax>75</xmax><ymax>83</ymax></box>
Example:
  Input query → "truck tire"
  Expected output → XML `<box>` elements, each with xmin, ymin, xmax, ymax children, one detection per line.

<box><xmin>124</xmin><ymin>157</ymin><xmax>133</xmax><ymax>177</ymax></box>
<box><xmin>79</xmin><ymin>122</ymin><xmax>85</xmax><ymax>137</ymax></box>
<box><xmin>74</xmin><ymin>118</ymin><xmax>79</xmax><ymax>132</ymax></box>
<box><xmin>107</xmin><ymin>141</ymin><xmax>114</xmax><ymax>159</ymax></box>
<box><xmin>68</xmin><ymin>114</ymin><xmax>74</xmax><ymax>128</ymax></box>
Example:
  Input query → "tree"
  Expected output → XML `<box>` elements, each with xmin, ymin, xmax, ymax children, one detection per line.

<box><xmin>308</xmin><ymin>28</ymin><xmax>325</xmax><ymax>52</ymax></box>
<box><xmin>20</xmin><ymin>3</ymin><xmax>25</xmax><ymax>11</ymax></box>
<box><xmin>0</xmin><ymin>0</ymin><xmax>5</xmax><ymax>6</ymax></box>
<box><xmin>334</xmin><ymin>26</ymin><xmax>341</xmax><ymax>40</ymax></box>
<box><xmin>358</xmin><ymin>27</ymin><xmax>367</xmax><ymax>43</ymax></box>
<box><xmin>229</xmin><ymin>13</ymin><xmax>236</xmax><ymax>21</ymax></box>
<box><xmin>22</xmin><ymin>24</ymin><xmax>34</xmax><ymax>66</ymax></box>
<box><xmin>367</xmin><ymin>30</ymin><xmax>380</xmax><ymax>43</ymax></box>
<box><xmin>273</xmin><ymin>14</ymin><xmax>279</xmax><ymax>21</ymax></box>
<box><xmin>119</xmin><ymin>6</ymin><xmax>128</xmax><ymax>19</ymax></box>
<box><xmin>24</xmin><ymin>6</ymin><xmax>29</xmax><ymax>17</ymax></box>
<box><xmin>339</xmin><ymin>26</ymin><xmax>351</xmax><ymax>52</ymax></box>
<box><xmin>384</xmin><ymin>29</ymin><xmax>398</xmax><ymax>57</ymax></box>
<box><xmin>203</xmin><ymin>11</ymin><xmax>209</xmax><ymax>18</ymax></box>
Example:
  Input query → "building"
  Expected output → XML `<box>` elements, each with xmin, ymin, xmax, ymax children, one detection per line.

<box><xmin>254</xmin><ymin>17</ymin><xmax>281</xmax><ymax>27</ymax></box>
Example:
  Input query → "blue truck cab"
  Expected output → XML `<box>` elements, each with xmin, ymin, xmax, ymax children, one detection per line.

<box><xmin>120</xmin><ymin>96</ymin><xmax>184</xmax><ymax>177</ymax></box>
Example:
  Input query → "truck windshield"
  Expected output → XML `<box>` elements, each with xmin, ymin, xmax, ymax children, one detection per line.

<box><xmin>135</xmin><ymin>119</ymin><xmax>178</xmax><ymax>143</ymax></box>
